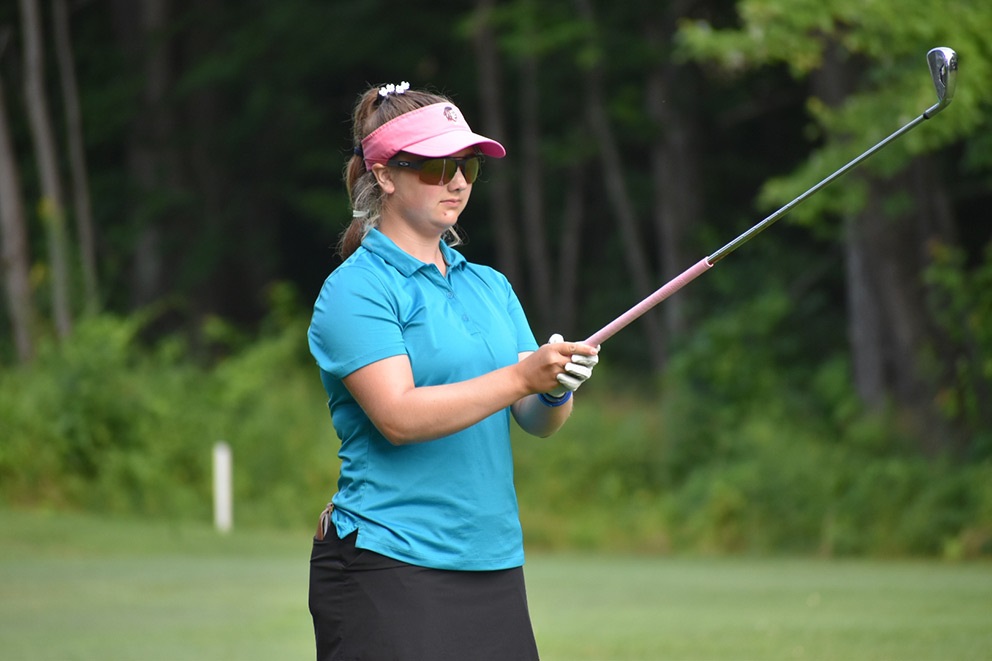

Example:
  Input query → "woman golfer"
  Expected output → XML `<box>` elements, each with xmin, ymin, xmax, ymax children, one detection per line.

<box><xmin>307</xmin><ymin>82</ymin><xmax>600</xmax><ymax>660</ymax></box>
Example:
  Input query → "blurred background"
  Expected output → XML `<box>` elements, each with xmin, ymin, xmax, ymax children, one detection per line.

<box><xmin>1</xmin><ymin>0</ymin><xmax>991</xmax><ymax>559</ymax></box>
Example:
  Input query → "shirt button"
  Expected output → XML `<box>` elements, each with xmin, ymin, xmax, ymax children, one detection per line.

<box><xmin>446</xmin><ymin>291</ymin><xmax>455</xmax><ymax>299</ymax></box>
<box><xmin>462</xmin><ymin>315</ymin><xmax>469</xmax><ymax>322</ymax></box>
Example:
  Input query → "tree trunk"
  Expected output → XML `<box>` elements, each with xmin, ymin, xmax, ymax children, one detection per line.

<box><xmin>0</xmin><ymin>33</ymin><xmax>36</xmax><ymax>363</ymax></box>
<box><xmin>518</xmin><ymin>53</ymin><xmax>555</xmax><ymax>334</ymax></box>
<box><xmin>844</xmin><ymin>225</ymin><xmax>886</xmax><ymax>404</ymax></box>
<box><xmin>556</xmin><ymin>163</ymin><xmax>585</xmax><ymax>335</ymax></box>
<box><xmin>183</xmin><ymin>0</ymin><xmax>254</xmax><ymax>322</ymax></box>
<box><xmin>53</xmin><ymin>0</ymin><xmax>99</xmax><ymax>314</ymax></box>
<box><xmin>471</xmin><ymin>0</ymin><xmax>521</xmax><ymax>288</ymax></box>
<box><xmin>20</xmin><ymin>0</ymin><xmax>73</xmax><ymax>339</ymax></box>
<box><xmin>847</xmin><ymin>163</ymin><xmax>958</xmax><ymax>453</ymax></box>
<box><xmin>577</xmin><ymin>0</ymin><xmax>665</xmax><ymax>369</ymax></box>
<box><xmin>815</xmin><ymin>44</ymin><xmax>959</xmax><ymax>453</ymax></box>
<box><xmin>110</xmin><ymin>0</ymin><xmax>180</xmax><ymax>308</ymax></box>
<box><xmin>645</xmin><ymin>18</ymin><xmax>702</xmax><ymax>342</ymax></box>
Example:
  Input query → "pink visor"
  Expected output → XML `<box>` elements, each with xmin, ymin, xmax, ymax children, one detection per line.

<box><xmin>361</xmin><ymin>102</ymin><xmax>506</xmax><ymax>171</ymax></box>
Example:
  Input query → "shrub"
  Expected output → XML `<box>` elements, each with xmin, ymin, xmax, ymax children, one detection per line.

<box><xmin>0</xmin><ymin>311</ymin><xmax>337</xmax><ymax>528</ymax></box>
<box><xmin>2</xmin><ymin>307</ymin><xmax>989</xmax><ymax>556</ymax></box>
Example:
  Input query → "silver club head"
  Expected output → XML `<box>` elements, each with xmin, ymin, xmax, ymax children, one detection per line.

<box><xmin>924</xmin><ymin>47</ymin><xmax>957</xmax><ymax>118</ymax></box>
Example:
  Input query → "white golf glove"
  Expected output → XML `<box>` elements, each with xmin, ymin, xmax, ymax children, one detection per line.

<box><xmin>546</xmin><ymin>333</ymin><xmax>599</xmax><ymax>398</ymax></box>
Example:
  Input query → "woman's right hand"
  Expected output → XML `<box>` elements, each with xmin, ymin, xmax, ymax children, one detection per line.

<box><xmin>518</xmin><ymin>334</ymin><xmax>599</xmax><ymax>396</ymax></box>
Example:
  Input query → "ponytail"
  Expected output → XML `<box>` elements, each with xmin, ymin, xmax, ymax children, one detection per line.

<box><xmin>337</xmin><ymin>153</ymin><xmax>378</xmax><ymax>260</ymax></box>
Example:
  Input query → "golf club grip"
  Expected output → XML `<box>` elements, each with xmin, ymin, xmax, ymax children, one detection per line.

<box><xmin>584</xmin><ymin>257</ymin><xmax>713</xmax><ymax>347</ymax></box>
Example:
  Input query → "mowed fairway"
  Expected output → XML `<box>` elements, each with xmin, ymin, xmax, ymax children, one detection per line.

<box><xmin>526</xmin><ymin>555</ymin><xmax>992</xmax><ymax>660</ymax></box>
<box><xmin>1</xmin><ymin>509</ymin><xmax>990</xmax><ymax>661</ymax></box>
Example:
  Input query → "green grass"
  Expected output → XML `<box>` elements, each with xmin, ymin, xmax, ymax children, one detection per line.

<box><xmin>2</xmin><ymin>509</ymin><xmax>990</xmax><ymax>661</ymax></box>
<box><xmin>527</xmin><ymin>556</ymin><xmax>992</xmax><ymax>660</ymax></box>
<box><xmin>0</xmin><ymin>509</ymin><xmax>314</xmax><ymax>661</ymax></box>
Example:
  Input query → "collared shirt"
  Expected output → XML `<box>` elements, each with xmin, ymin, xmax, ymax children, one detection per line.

<box><xmin>308</xmin><ymin>229</ymin><xmax>538</xmax><ymax>570</ymax></box>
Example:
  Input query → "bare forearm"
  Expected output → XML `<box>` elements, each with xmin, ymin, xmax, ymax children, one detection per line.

<box><xmin>344</xmin><ymin>342</ymin><xmax>594</xmax><ymax>445</ymax></box>
<box><xmin>353</xmin><ymin>362</ymin><xmax>531</xmax><ymax>445</ymax></box>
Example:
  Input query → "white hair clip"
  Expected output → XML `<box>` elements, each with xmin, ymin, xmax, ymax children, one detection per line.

<box><xmin>378</xmin><ymin>81</ymin><xmax>410</xmax><ymax>98</ymax></box>
<box><xmin>352</xmin><ymin>209</ymin><xmax>369</xmax><ymax>219</ymax></box>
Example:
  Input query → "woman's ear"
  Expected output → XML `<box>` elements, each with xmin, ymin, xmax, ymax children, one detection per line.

<box><xmin>372</xmin><ymin>163</ymin><xmax>395</xmax><ymax>194</ymax></box>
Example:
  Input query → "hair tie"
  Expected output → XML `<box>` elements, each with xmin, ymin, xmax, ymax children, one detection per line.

<box><xmin>378</xmin><ymin>81</ymin><xmax>410</xmax><ymax>98</ymax></box>
<box><xmin>353</xmin><ymin>145</ymin><xmax>364</xmax><ymax>157</ymax></box>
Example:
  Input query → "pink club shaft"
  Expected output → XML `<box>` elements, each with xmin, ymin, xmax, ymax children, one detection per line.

<box><xmin>584</xmin><ymin>257</ymin><xmax>713</xmax><ymax>347</ymax></box>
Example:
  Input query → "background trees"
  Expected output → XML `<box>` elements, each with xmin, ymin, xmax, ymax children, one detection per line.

<box><xmin>678</xmin><ymin>0</ymin><xmax>992</xmax><ymax>453</ymax></box>
<box><xmin>1</xmin><ymin>0</ymin><xmax>990</xmax><ymax>458</ymax></box>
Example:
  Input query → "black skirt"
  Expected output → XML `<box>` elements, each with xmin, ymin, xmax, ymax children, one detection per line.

<box><xmin>309</xmin><ymin>530</ymin><xmax>540</xmax><ymax>661</ymax></box>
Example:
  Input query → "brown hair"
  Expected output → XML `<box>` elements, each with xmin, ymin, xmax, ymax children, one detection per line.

<box><xmin>338</xmin><ymin>85</ymin><xmax>453</xmax><ymax>260</ymax></box>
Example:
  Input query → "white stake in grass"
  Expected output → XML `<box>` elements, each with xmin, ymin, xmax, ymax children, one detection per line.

<box><xmin>213</xmin><ymin>441</ymin><xmax>233</xmax><ymax>533</ymax></box>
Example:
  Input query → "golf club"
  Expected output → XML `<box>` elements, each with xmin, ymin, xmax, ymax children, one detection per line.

<box><xmin>584</xmin><ymin>46</ymin><xmax>958</xmax><ymax>348</ymax></box>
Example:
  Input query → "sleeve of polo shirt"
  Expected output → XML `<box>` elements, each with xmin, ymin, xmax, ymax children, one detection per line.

<box><xmin>501</xmin><ymin>276</ymin><xmax>539</xmax><ymax>353</ymax></box>
<box><xmin>308</xmin><ymin>266</ymin><xmax>407</xmax><ymax>379</ymax></box>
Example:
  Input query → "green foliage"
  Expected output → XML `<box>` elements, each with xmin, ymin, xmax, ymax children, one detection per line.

<box><xmin>517</xmin><ymin>377</ymin><xmax>992</xmax><ymax>558</ymax></box>
<box><xmin>0</xmin><ymin>314</ymin><xmax>212</xmax><ymax>516</ymax></box>
<box><xmin>208</xmin><ymin>311</ymin><xmax>338</xmax><ymax>526</ymax></box>
<box><xmin>923</xmin><ymin>241</ymin><xmax>992</xmax><ymax>455</ymax></box>
<box><xmin>516</xmin><ymin>283</ymin><xmax>992</xmax><ymax>558</ymax></box>
<box><xmin>2</xmin><ymin>304</ymin><xmax>989</xmax><ymax>556</ymax></box>
<box><xmin>677</xmin><ymin>0</ymin><xmax>992</xmax><ymax>224</ymax></box>
<box><xmin>0</xmin><ymin>308</ymin><xmax>336</xmax><ymax>528</ymax></box>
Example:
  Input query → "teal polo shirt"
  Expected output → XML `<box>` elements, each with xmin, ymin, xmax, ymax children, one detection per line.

<box><xmin>308</xmin><ymin>229</ymin><xmax>539</xmax><ymax>571</ymax></box>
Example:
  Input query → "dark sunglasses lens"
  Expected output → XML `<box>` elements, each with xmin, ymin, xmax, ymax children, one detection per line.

<box><xmin>463</xmin><ymin>157</ymin><xmax>481</xmax><ymax>183</ymax></box>
<box><xmin>419</xmin><ymin>159</ymin><xmax>449</xmax><ymax>185</ymax></box>
<box><xmin>416</xmin><ymin>157</ymin><xmax>481</xmax><ymax>185</ymax></box>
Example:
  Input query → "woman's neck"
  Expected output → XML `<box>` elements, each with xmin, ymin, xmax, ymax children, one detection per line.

<box><xmin>379</xmin><ymin>223</ymin><xmax>447</xmax><ymax>275</ymax></box>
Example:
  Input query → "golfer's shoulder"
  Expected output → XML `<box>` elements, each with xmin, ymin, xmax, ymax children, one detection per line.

<box><xmin>320</xmin><ymin>254</ymin><xmax>396</xmax><ymax>303</ymax></box>
<box><xmin>461</xmin><ymin>260</ymin><xmax>512</xmax><ymax>290</ymax></box>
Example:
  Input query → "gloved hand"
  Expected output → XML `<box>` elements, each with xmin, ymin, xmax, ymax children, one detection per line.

<box><xmin>546</xmin><ymin>333</ymin><xmax>599</xmax><ymax>398</ymax></box>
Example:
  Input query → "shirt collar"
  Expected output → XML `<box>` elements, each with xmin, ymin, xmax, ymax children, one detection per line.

<box><xmin>362</xmin><ymin>228</ymin><xmax>466</xmax><ymax>278</ymax></box>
